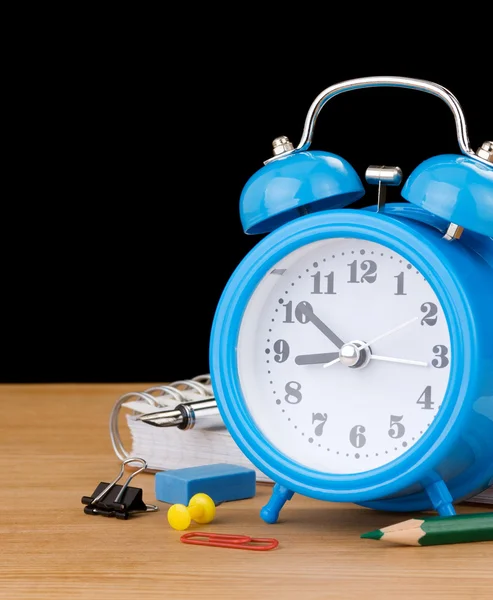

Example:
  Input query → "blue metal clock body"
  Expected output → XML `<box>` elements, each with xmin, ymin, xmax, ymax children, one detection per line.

<box><xmin>210</xmin><ymin>208</ymin><xmax>493</xmax><ymax>520</ymax></box>
<box><xmin>209</xmin><ymin>77</ymin><xmax>493</xmax><ymax>523</ymax></box>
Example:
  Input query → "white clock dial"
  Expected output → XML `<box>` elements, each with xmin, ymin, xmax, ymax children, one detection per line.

<box><xmin>237</xmin><ymin>238</ymin><xmax>451</xmax><ymax>475</ymax></box>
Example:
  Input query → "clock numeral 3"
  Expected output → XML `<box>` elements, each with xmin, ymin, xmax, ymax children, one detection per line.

<box><xmin>417</xmin><ymin>385</ymin><xmax>433</xmax><ymax>410</ymax></box>
<box><xmin>388</xmin><ymin>415</ymin><xmax>405</xmax><ymax>438</ymax></box>
<box><xmin>348</xmin><ymin>260</ymin><xmax>378</xmax><ymax>284</ymax></box>
<box><xmin>312</xmin><ymin>412</ymin><xmax>328</xmax><ymax>436</ymax></box>
<box><xmin>421</xmin><ymin>302</ymin><xmax>438</xmax><ymax>326</ymax></box>
<box><xmin>273</xmin><ymin>339</ymin><xmax>290</xmax><ymax>363</ymax></box>
<box><xmin>349</xmin><ymin>425</ymin><xmax>366</xmax><ymax>448</ymax></box>
<box><xmin>432</xmin><ymin>345</ymin><xmax>449</xmax><ymax>369</ymax></box>
<box><xmin>284</xmin><ymin>381</ymin><xmax>302</xmax><ymax>404</ymax></box>
<box><xmin>311</xmin><ymin>271</ymin><xmax>336</xmax><ymax>295</ymax></box>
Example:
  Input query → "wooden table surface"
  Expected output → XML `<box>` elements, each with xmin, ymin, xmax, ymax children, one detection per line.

<box><xmin>1</xmin><ymin>384</ymin><xmax>492</xmax><ymax>599</ymax></box>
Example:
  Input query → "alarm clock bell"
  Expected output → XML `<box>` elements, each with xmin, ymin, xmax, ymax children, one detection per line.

<box><xmin>402</xmin><ymin>150</ymin><xmax>493</xmax><ymax>238</ymax></box>
<box><xmin>239</xmin><ymin>148</ymin><xmax>365</xmax><ymax>235</ymax></box>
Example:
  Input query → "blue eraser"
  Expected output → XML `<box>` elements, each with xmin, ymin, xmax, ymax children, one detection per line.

<box><xmin>155</xmin><ymin>463</ymin><xmax>256</xmax><ymax>505</ymax></box>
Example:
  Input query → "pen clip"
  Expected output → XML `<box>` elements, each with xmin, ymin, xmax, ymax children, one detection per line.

<box><xmin>180</xmin><ymin>532</ymin><xmax>279</xmax><ymax>551</ymax></box>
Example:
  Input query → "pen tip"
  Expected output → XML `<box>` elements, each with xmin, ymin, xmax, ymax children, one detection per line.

<box><xmin>360</xmin><ymin>529</ymin><xmax>383</xmax><ymax>540</ymax></box>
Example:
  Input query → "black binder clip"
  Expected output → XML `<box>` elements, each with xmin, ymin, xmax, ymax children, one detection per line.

<box><xmin>81</xmin><ymin>457</ymin><xmax>159</xmax><ymax>519</ymax></box>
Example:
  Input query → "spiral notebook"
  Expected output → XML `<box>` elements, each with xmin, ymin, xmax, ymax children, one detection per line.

<box><xmin>109</xmin><ymin>374</ymin><xmax>272</xmax><ymax>483</ymax></box>
<box><xmin>109</xmin><ymin>372</ymin><xmax>492</xmax><ymax>503</ymax></box>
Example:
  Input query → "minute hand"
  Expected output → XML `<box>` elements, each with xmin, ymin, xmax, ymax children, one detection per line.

<box><xmin>371</xmin><ymin>355</ymin><xmax>428</xmax><ymax>367</ymax></box>
<box><xmin>298</xmin><ymin>303</ymin><xmax>345</xmax><ymax>349</ymax></box>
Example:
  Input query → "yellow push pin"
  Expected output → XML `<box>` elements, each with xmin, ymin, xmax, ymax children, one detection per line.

<box><xmin>167</xmin><ymin>493</ymin><xmax>216</xmax><ymax>531</ymax></box>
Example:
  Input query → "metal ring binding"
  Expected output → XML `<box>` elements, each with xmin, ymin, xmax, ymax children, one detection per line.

<box><xmin>109</xmin><ymin>374</ymin><xmax>213</xmax><ymax>462</ymax></box>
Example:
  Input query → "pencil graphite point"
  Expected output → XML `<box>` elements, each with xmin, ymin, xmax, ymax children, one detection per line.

<box><xmin>360</xmin><ymin>529</ymin><xmax>384</xmax><ymax>540</ymax></box>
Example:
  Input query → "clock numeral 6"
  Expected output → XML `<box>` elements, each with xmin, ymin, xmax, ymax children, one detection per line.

<box><xmin>388</xmin><ymin>415</ymin><xmax>405</xmax><ymax>438</ymax></box>
<box><xmin>273</xmin><ymin>339</ymin><xmax>290</xmax><ymax>363</ymax></box>
<box><xmin>284</xmin><ymin>381</ymin><xmax>302</xmax><ymax>404</ymax></box>
<box><xmin>349</xmin><ymin>425</ymin><xmax>366</xmax><ymax>448</ymax></box>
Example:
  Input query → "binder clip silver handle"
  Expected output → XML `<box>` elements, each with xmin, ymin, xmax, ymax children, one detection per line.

<box><xmin>81</xmin><ymin>457</ymin><xmax>158</xmax><ymax>519</ymax></box>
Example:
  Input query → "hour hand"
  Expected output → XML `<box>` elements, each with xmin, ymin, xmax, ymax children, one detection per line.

<box><xmin>295</xmin><ymin>352</ymin><xmax>340</xmax><ymax>365</ymax></box>
<box><xmin>297</xmin><ymin>303</ymin><xmax>345</xmax><ymax>349</ymax></box>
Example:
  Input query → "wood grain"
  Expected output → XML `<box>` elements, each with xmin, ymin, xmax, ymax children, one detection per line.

<box><xmin>0</xmin><ymin>384</ymin><xmax>491</xmax><ymax>600</ymax></box>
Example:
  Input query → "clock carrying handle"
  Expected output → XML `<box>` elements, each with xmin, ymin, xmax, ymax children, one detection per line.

<box><xmin>293</xmin><ymin>76</ymin><xmax>487</xmax><ymax>166</ymax></box>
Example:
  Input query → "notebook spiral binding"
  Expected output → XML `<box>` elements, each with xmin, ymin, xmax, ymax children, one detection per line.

<box><xmin>109</xmin><ymin>374</ymin><xmax>213</xmax><ymax>463</ymax></box>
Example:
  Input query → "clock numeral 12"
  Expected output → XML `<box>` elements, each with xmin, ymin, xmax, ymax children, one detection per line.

<box><xmin>348</xmin><ymin>260</ymin><xmax>378</xmax><ymax>284</ymax></box>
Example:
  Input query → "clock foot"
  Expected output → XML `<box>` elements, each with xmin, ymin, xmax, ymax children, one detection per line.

<box><xmin>260</xmin><ymin>483</ymin><xmax>295</xmax><ymax>524</ymax></box>
<box><xmin>425</xmin><ymin>479</ymin><xmax>456</xmax><ymax>517</ymax></box>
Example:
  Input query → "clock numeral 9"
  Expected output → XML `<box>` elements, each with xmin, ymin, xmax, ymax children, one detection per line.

<box><xmin>388</xmin><ymin>415</ymin><xmax>405</xmax><ymax>438</ymax></box>
<box><xmin>348</xmin><ymin>260</ymin><xmax>377</xmax><ymax>284</ymax></box>
<box><xmin>349</xmin><ymin>425</ymin><xmax>366</xmax><ymax>448</ymax></box>
<box><xmin>432</xmin><ymin>345</ymin><xmax>449</xmax><ymax>368</ymax></box>
<box><xmin>284</xmin><ymin>381</ymin><xmax>302</xmax><ymax>404</ymax></box>
<box><xmin>421</xmin><ymin>302</ymin><xmax>438</xmax><ymax>326</ymax></box>
<box><xmin>273</xmin><ymin>339</ymin><xmax>290</xmax><ymax>363</ymax></box>
<box><xmin>312</xmin><ymin>412</ymin><xmax>328</xmax><ymax>436</ymax></box>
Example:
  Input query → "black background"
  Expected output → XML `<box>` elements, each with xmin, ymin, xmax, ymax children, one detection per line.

<box><xmin>3</xmin><ymin>23</ymin><xmax>490</xmax><ymax>383</ymax></box>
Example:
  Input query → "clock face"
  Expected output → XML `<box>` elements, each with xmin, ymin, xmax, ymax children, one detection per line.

<box><xmin>236</xmin><ymin>237</ymin><xmax>452</xmax><ymax>475</ymax></box>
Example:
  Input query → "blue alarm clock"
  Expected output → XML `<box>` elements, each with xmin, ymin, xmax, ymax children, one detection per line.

<box><xmin>209</xmin><ymin>76</ymin><xmax>493</xmax><ymax>524</ymax></box>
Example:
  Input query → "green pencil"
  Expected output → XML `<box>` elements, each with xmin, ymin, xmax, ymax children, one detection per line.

<box><xmin>361</xmin><ymin>512</ymin><xmax>493</xmax><ymax>546</ymax></box>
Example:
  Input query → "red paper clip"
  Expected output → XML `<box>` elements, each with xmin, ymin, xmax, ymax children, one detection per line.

<box><xmin>180</xmin><ymin>532</ymin><xmax>279</xmax><ymax>551</ymax></box>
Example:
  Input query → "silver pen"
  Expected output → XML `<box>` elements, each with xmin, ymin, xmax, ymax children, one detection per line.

<box><xmin>136</xmin><ymin>396</ymin><xmax>218</xmax><ymax>430</ymax></box>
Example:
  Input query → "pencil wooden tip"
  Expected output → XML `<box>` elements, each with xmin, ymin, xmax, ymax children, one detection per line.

<box><xmin>360</xmin><ymin>529</ymin><xmax>383</xmax><ymax>540</ymax></box>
